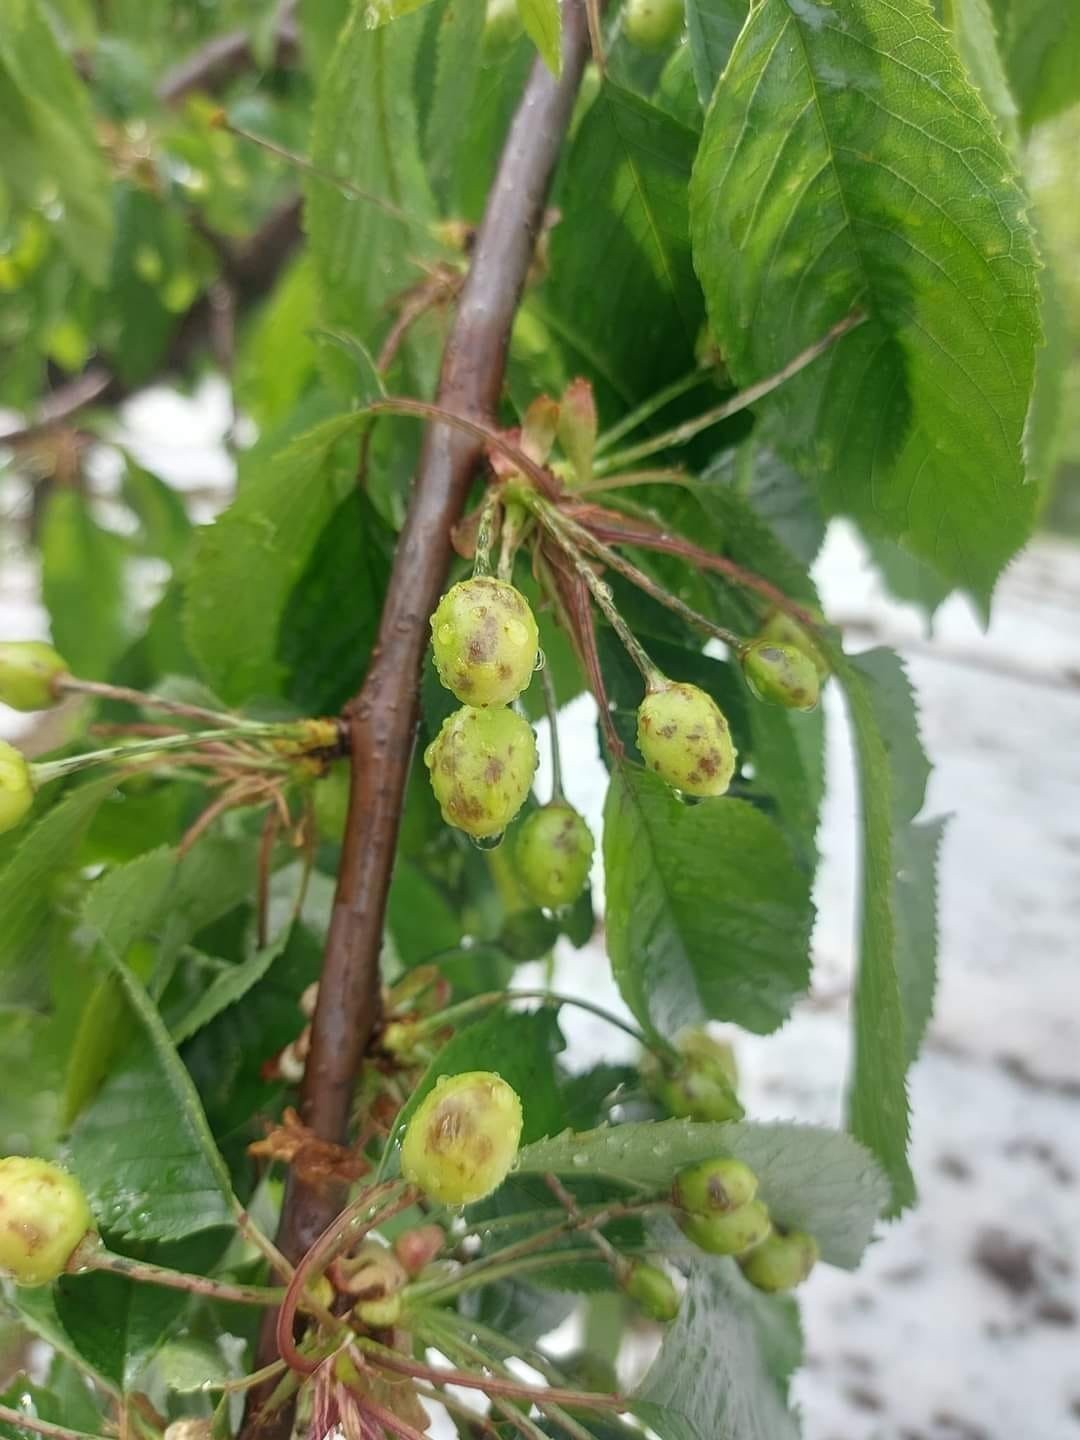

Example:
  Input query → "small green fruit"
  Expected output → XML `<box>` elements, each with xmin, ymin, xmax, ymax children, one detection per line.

<box><xmin>741</xmin><ymin>640</ymin><xmax>820</xmax><ymax>712</ymax></box>
<box><xmin>393</xmin><ymin>1224</ymin><xmax>445</xmax><ymax>1275</ymax></box>
<box><xmin>674</xmin><ymin>1157</ymin><xmax>758</xmax><ymax>1215</ymax></box>
<box><xmin>482</xmin><ymin>0</ymin><xmax>523</xmax><ymax>53</ymax></box>
<box><xmin>623</xmin><ymin>0</ymin><xmax>684</xmax><ymax>49</ymax></box>
<box><xmin>313</xmin><ymin>760</ymin><xmax>350</xmax><ymax>840</ymax></box>
<box><xmin>430</xmin><ymin>577</ymin><xmax>539</xmax><ymax>707</ymax></box>
<box><xmin>425</xmin><ymin>706</ymin><xmax>537</xmax><ymax>839</ymax></box>
<box><xmin>636</xmin><ymin>682</ymin><xmax>736</xmax><ymax>797</ymax></box>
<box><xmin>649</xmin><ymin>1029</ymin><xmax>743</xmax><ymax>1123</ymax></box>
<box><xmin>0</xmin><ymin>741</ymin><xmax>34</xmax><ymax>835</ymax></box>
<box><xmin>0</xmin><ymin>1156</ymin><xmax>94</xmax><ymax>1286</ymax></box>
<box><xmin>759</xmin><ymin>610</ymin><xmax>829</xmax><ymax>683</ymax></box>
<box><xmin>515</xmin><ymin>802</ymin><xmax>594</xmax><ymax>909</ymax></box>
<box><xmin>355</xmin><ymin>1292</ymin><xmax>403</xmax><ymax>1329</ymax></box>
<box><xmin>0</xmin><ymin>641</ymin><xmax>67</xmax><ymax>712</ymax></box>
<box><xmin>401</xmin><ymin>1071</ymin><xmax>523</xmax><ymax>1206</ymax></box>
<box><xmin>741</xmin><ymin>1229</ymin><xmax>819</xmax><ymax>1292</ymax></box>
<box><xmin>620</xmin><ymin>1260</ymin><xmax>681</xmax><ymax>1322</ymax></box>
<box><xmin>681</xmin><ymin>1200</ymin><xmax>771</xmax><ymax>1257</ymax></box>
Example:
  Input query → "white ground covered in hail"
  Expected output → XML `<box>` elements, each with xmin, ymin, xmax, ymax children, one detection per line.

<box><xmin>3</xmin><ymin>381</ymin><xmax>1078</xmax><ymax>1440</ymax></box>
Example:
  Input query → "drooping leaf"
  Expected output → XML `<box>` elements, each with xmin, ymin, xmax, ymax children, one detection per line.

<box><xmin>517</xmin><ymin>0</ymin><xmax>561</xmax><ymax>75</ymax></box>
<box><xmin>635</xmin><ymin>1251</ymin><xmax>801</xmax><ymax>1440</ymax></box>
<box><xmin>41</xmin><ymin>489</ymin><xmax>129</xmax><ymax>680</ymax></box>
<box><xmin>517</xmin><ymin>1117</ymin><xmax>888</xmax><ymax>1268</ymax></box>
<box><xmin>184</xmin><ymin>412</ymin><xmax>365</xmax><ymax>704</ymax></box>
<box><xmin>0</xmin><ymin>0</ymin><xmax>114</xmax><ymax>282</ymax></box>
<box><xmin>170</xmin><ymin>924</ymin><xmax>293</xmax><ymax>1046</ymax></box>
<box><xmin>306</xmin><ymin>0</ymin><xmax>437</xmax><ymax>374</ymax></box>
<box><xmin>690</xmin><ymin>0</ymin><xmax>1041</xmax><ymax>603</ymax></box>
<box><xmin>994</xmin><ymin>0</ymin><xmax>1080</xmax><ymax>129</ymax></box>
<box><xmin>939</xmin><ymin>0</ymin><xmax>1020</xmax><ymax>150</ymax></box>
<box><xmin>545</xmin><ymin>83</ymin><xmax>703</xmax><ymax>414</ymax></box>
<box><xmin>0</xmin><ymin>777</ymin><xmax>115</xmax><ymax>984</ymax></box>
<box><xmin>71</xmin><ymin>916</ymin><xmax>238</xmax><ymax>1240</ymax></box>
<box><xmin>831</xmin><ymin>646</ymin><xmax>942</xmax><ymax>1213</ymax></box>
<box><xmin>604</xmin><ymin>767</ymin><xmax>813</xmax><ymax>1038</ymax></box>
<box><xmin>685</xmin><ymin>0</ymin><xmax>748</xmax><ymax>104</ymax></box>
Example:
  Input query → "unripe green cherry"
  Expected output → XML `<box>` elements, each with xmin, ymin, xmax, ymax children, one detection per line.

<box><xmin>674</xmin><ymin>1157</ymin><xmax>758</xmax><ymax>1215</ymax></box>
<box><xmin>636</xmin><ymin>682</ymin><xmax>736</xmax><ymax>798</ymax></box>
<box><xmin>0</xmin><ymin>642</ymin><xmax>67</xmax><ymax>711</ymax></box>
<box><xmin>741</xmin><ymin>1229</ymin><xmax>819</xmax><ymax>1292</ymax></box>
<box><xmin>355</xmin><ymin>1292</ymin><xmax>403</xmax><ymax>1329</ymax></box>
<box><xmin>0</xmin><ymin>741</ymin><xmax>34</xmax><ymax>835</ymax></box>
<box><xmin>424</xmin><ymin>706</ymin><xmax>537</xmax><ymax>839</ymax></box>
<box><xmin>623</xmin><ymin>0</ymin><xmax>684</xmax><ymax>50</ymax></box>
<box><xmin>401</xmin><ymin>1071</ymin><xmax>523</xmax><ymax>1206</ymax></box>
<box><xmin>741</xmin><ymin>640</ymin><xmax>820</xmax><ymax>712</ymax></box>
<box><xmin>430</xmin><ymin>577</ymin><xmax>539</xmax><ymax>707</ymax></box>
<box><xmin>482</xmin><ymin>0</ymin><xmax>523</xmax><ymax>54</ymax></box>
<box><xmin>0</xmin><ymin>1156</ymin><xmax>94</xmax><ymax>1286</ymax></box>
<box><xmin>681</xmin><ymin>1199</ymin><xmax>771</xmax><ymax>1257</ymax></box>
<box><xmin>759</xmin><ymin>610</ymin><xmax>829</xmax><ymax>683</ymax></box>
<box><xmin>620</xmin><ymin>1260</ymin><xmax>681</xmax><ymax>1322</ymax></box>
<box><xmin>649</xmin><ymin>1030</ymin><xmax>743</xmax><ymax>1122</ymax></box>
<box><xmin>313</xmin><ymin>761</ymin><xmax>350</xmax><ymax>840</ymax></box>
<box><xmin>515</xmin><ymin>802</ymin><xmax>594</xmax><ymax>909</ymax></box>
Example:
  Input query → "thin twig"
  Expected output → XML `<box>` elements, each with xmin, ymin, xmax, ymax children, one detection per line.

<box><xmin>592</xmin><ymin>309</ymin><xmax>865</xmax><ymax>474</ymax></box>
<box><xmin>0</xmin><ymin>1407</ymin><xmax>108</xmax><ymax>1440</ymax></box>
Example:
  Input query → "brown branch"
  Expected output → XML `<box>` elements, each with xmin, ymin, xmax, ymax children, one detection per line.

<box><xmin>241</xmin><ymin>10</ymin><xmax>593</xmax><ymax>1435</ymax></box>
<box><xmin>156</xmin><ymin>16</ymin><xmax>300</xmax><ymax>106</ymax></box>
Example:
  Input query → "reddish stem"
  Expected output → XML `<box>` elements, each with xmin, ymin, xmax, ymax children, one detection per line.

<box><xmin>356</xmin><ymin>1341</ymin><xmax>624</xmax><ymax>1411</ymax></box>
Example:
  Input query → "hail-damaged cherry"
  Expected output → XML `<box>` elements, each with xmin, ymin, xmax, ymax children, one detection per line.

<box><xmin>636</xmin><ymin>681</ymin><xmax>736</xmax><ymax>797</ymax></box>
<box><xmin>0</xmin><ymin>1156</ymin><xmax>94</xmax><ymax>1286</ymax></box>
<box><xmin>516</xmin><ymin>802</ymin><xmax>594</xmax><ymax>909</ymax></box>
<box><xmin>401</xmin><ymin>1071</ymin><xmax>523</xmax><ymax>1206</ymax></box>
<box><xmin>430</xmin><ymin>577</ymin><xmax>539</xmax><ymax>708</ymax></box>
<box><xmin>425</xmin><ymin>706</ymin><xmax>537</xmax><ymax>839</ymax></box>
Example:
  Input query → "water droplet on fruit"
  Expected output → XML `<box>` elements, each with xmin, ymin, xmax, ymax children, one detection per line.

<box><xmin>472</xmin><ymin>831</ymin><xmax>505</xmax><ymax>851</ymax></box>
<box><xmin>533</xmin><ymin>647</ymin><xmax>547</xmax><ymax>672</ymax></box>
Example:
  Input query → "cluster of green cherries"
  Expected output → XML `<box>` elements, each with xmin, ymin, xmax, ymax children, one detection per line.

<box><xmin>423</xmin><ymin>574</ymin><xmax>826</xmax><ymax>890</ymax></box>
<box><xmin>0</xmin><ymin>641</ymin><xmax>67</xmax><ymax>833</ymax></box>
<box><xmin>424</xmin><ymin>575</ymin><xmax>596</xmax><ymax>907</ymax></box>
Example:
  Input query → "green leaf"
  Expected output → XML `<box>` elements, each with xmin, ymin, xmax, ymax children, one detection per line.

<box><xmin>306</xmin><ymin>1</ymin><xmax>437</xmax><ymax>374</ymax></box>
<box><xmin>545</xmin><ymin>83</ymin><xmax>703</xmax><ymax>413</ymax></box>
<box><xmin>685</xmin><ymin>0</ymin><xmax>747</xmax><ymax>105</ymax></box>
<box><xmin>690</xmin><ymin>0</ymin><xmax>1042</xmax><ymax>603</ymax></box>
<box><xmin>830</xmin><ymin>646</ymin><xmax>941</xmax><ymax>1213</ymax></box>
<box><xmin>995</xmin><ymin>0</ymin><xmax>1080</xmax><ymax>129</ymax></box>
<box><xmin>517</xmin><ymin>0</ymin><xmax>561</xmax><ymax>74</ymax></box>
<box><xmin>424</xmin><ymin>0</ymin><xmax>488</xmax><ymax>202</ymax></box>
<box><xmin>277</xmin><ymin>490</ymin><xmax>394</xmax><ymax>714</ymax></box>
<box><xmin>517</xmin><ymin>1117</ymin><xmax>888</xmax><ymax>1268</ymax></box>
<box><xmin>170</xmin><ymin>925</ymin><xmax>293</xmax><ymax>1046</ymax></box>
<box><xmin>604</xmin><ymin>767</ymin><xmax>813</xmax><ymax>1038</ymax></box>
<box><xmin>41</xmin><ymin>489</ymin><xmax>129</xmax><ymax>680</ymax></box>
<box><xmin>53</xmin><ymin>1232</ymin><xmax>228</xmax><ymax>1389</ymax></box>
<box><xmin>0</xmin><ymin>0</ymin><xmax>113</xmax><ymax>283</ymax></box>
<box><xmin>71</xmin><ymin>915</ymin><xmax>238</xmax><ymax>1240</ymax></box>
<box><xmin>940</xmin><ymin>0</ymin><xmax>1020</xmax><ymax>150</ymax></box>
<box><xmin>635</xmin><ymin>1252</ymin><xmax>801</xmax><ymax>1440</ymax></box>
<box><xmin>184</xmin><ymin>412</ymin><xmax>365</xmax><ymax>704</ymax></box>
<box><xmin>0</xmin><ymin>777</ymin><xmax>115</xmax><ymax>984</ymax></box>
<box><xmin>235</xmin><ymin>257</ymin><xmax>320</xmax><ymax>429</ymax></box>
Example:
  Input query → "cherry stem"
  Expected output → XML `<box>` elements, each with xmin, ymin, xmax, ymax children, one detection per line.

<box><xmin>497</xmin><ymin>498</ymin><xmax>531</xmax><ymax>582</ymax></box>
<box><xmin>224</xmin><ymin>120</ymin><xmax>447</xmax><ymax>242</ymax></box>
<box><xmin>472</xmin><ymin>489</ymin><xmax>501</xmax><ymax>577</ymax></box>
<box><xmin>32</xmin><ymin>725</ymin><xmax>293</xmax><ymax>786</ymax></box>
<box><xmin>539</xmin><ymin>664</ymin><xmax>565</xmax><ymax>803</ymax></box>
<box><xmin>576</xmin><ymin>467</ymin><xmax>687</xmax><ymax>494</ymax></box>
<box><xmin>544</xmin><ymin>1172</ymin><xmax>621</xmax><ymax>1270</ymax></box>
<box><xmin>355</xmin><ymin>1394</ymin><xmax>432</xmax><ymax>1440</ymax></box>
<box><xmin>200</xmin><ymin>1360</ymin><xmax>288</xmax><ymax>1394</ymax></box>
<box><xmin>276</xmin><ymin>1182</ymin><xmax>415</xmax><ymax>1374</ymax></box>
<box><xmin>524</xmin><ymin>496</ymin><xmax>664</xmax><ymax>688</ymax></box>
<box><xmin>353</xmin><ymin>1336</ymin><xmax>625</xmax><ymax>1411</ymax></box>
<box><xmin>593</xmin><ymin>368</ymin><xmax>712</xmax><ymax>457</ymax></box>
<box><xmin>233</xmin><ymin>1203</ymin><xmax>295</xmax><ymax>1283</ymax></box>
<box><xmin>0</xmin><ymin>1406</ymin><xmax>107</xmax><ymax>1440</ymax></box>
<box><xmin>80</xmin><ymin>1245</ymin><xmax>288</xmax><ymax>1309</ymax></box>
<box><xmin>56</xmin><ymin>675</ymin><xmax>247</xmax><ymax>728</ymax></box>
<box><xmin>363</xmin><ymin>396</ymin><xmax>553</xmax><ymax>491</ymax></box>
<box><xmin>545</xmin><ymin>501</ymin><xmax>744</xmax><ymax>651</ymax></box>
<box><xmin>592</xmin><ymin>308</ymin><xmax>865</xmax><ymax>475</ymax></box>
